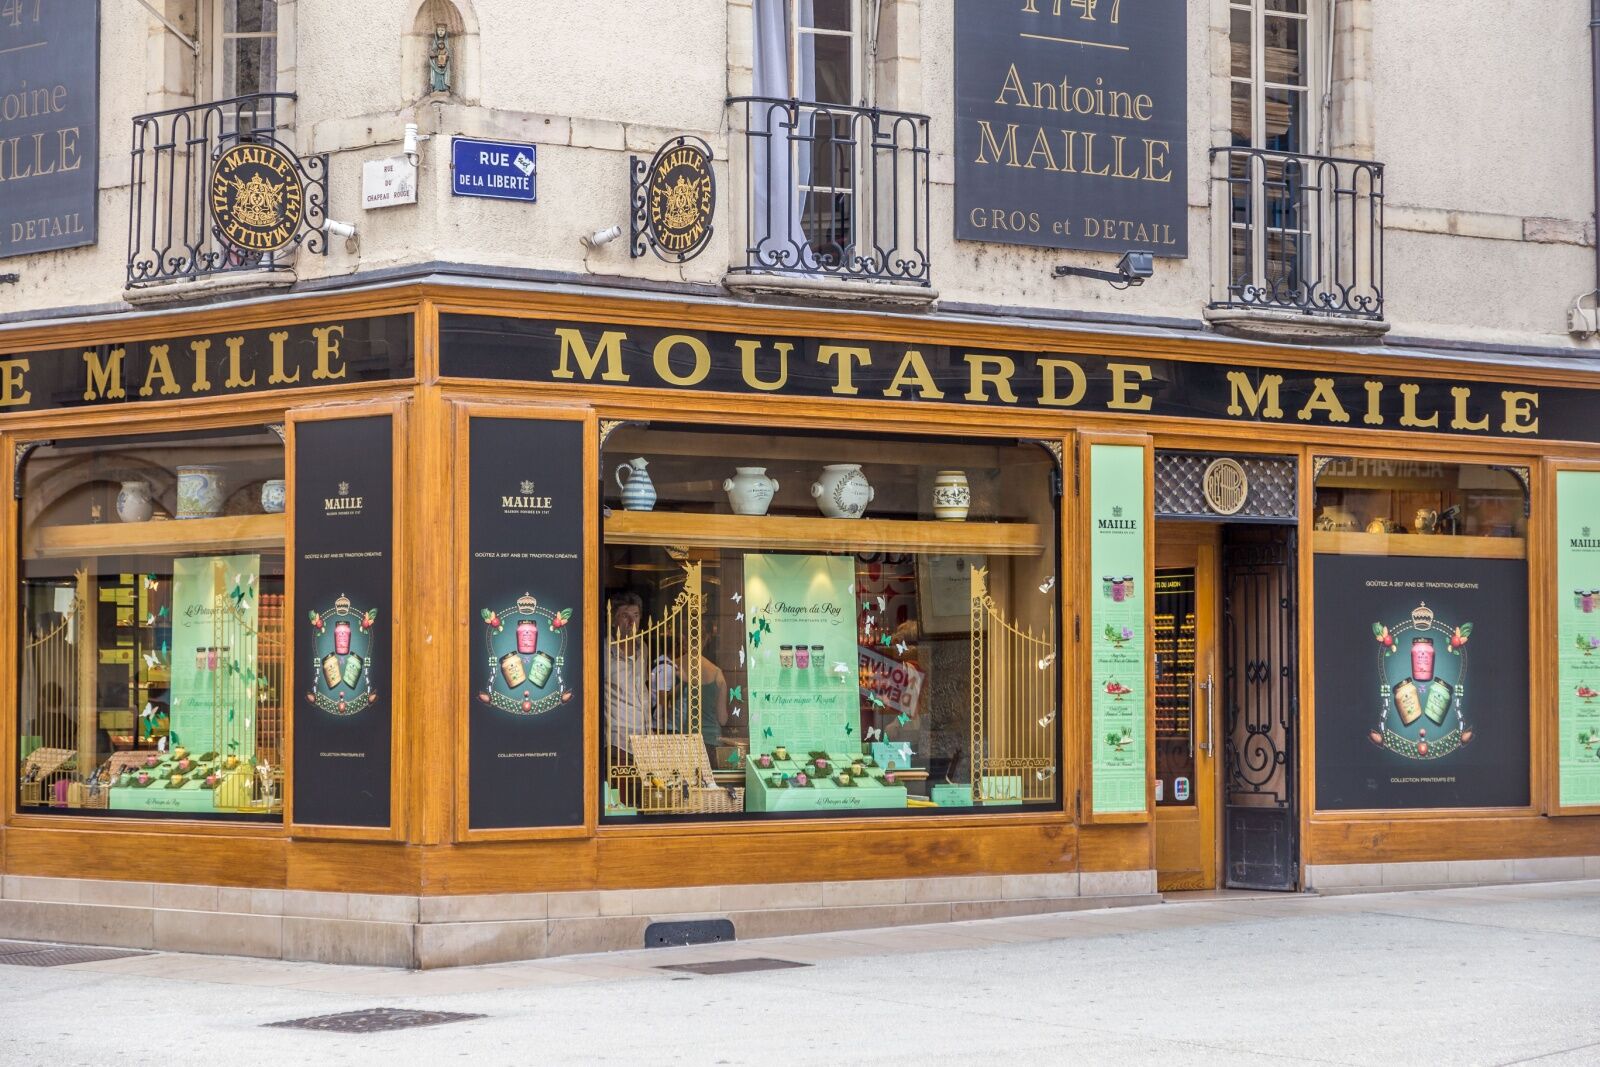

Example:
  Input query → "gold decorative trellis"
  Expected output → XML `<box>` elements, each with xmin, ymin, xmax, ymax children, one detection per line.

<box><xmin>17</xmin><ymin>584</ymin><xmax>85</xmax><ymax>805</ymax></box>
<box><xmin>970</xmin><ymin>565</ymin><xmax>1057</xmax><ymax>803</ymax></box>
<box><xmin>605</xmin><ymin>562</ymin><xmax>739</xmax><ymax>814</ymax></box>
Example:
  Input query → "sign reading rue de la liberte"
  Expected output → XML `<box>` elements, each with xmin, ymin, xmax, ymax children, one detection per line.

<box><xmin>440</xmin><ymin>314</ymin><xmax>1600</xmax><ymax>444</ymax></box>
<box><xmin>954</xmin><ymin>0</ymin><xmax>1187</xmax><ymax>256</ymax></box>
<box><xmin>451</xmin><ymin>137</ymin><xmax>538</xmax><ymax>202</ymax></box>
<box><xmin>0</xmin><ymin>0</ymin><xmax>100</xmax><ymax>259</ymax></box>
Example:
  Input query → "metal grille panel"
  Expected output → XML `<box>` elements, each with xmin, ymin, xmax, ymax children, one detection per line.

<box><xmin>266</xmin><ymin>1009</ymin><xmax>484</xmax><ymax>1033</ymax></box>
<box><xmin>0</xmin><ymin>940</ymin><xmax>152</xmax><ymax>967</ymax></box>
<box><xmin>1156</xmin><ymin>452</ymin><xmax>1298</xmax><ymax>522</ymax></box>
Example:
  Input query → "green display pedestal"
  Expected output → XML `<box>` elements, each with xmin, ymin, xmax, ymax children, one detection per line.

<box><xmin>745</xmin><ymin>753</ymin><xmax>908</xmax><ymax>813</ymax></box>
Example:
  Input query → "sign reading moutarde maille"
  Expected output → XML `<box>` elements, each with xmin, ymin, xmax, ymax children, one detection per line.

<box><xmin>0</xmin><ymin>0</ymin><xmax>99</xmax><ymax>259</ymax></box>
<box><xmin>0</xmin><ymin>315</ymin><xmax>415</xmax><ymax>412</ymax></box>
<box><xmin>439</xmin><ymin>314</ymin><xmax>1600</xmax><ymax>442</ymax></box>
<box><xmin>954</xmin><ymin>0</ymin><xmax>1187</xmax><ymax>256</ymax></box>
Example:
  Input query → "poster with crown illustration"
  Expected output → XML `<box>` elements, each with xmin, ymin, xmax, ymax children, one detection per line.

<box><xmin>1313</xmin><ymin>554</ymin><xmax>1528</xmax><ymax>810</ymax></box>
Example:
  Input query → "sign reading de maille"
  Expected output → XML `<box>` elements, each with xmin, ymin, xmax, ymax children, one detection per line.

<box><xmin>0</xmin><ymin>315</ymin><xmax>414</xmax><ymax>413</ymax></box>
<box><xmin>440</xmin><ymin>314</ymin><xmax>1600</xmax><ymax>443</ymax></box>
<box><xmin>0</xmin><ymin>0</ymin><xmax>99</xmax><ymax>259</ymax></box>
<box><xmin>954</xmin><ymin>0</ymin><xmax>1187</xmax><ymax>256</ymax></box>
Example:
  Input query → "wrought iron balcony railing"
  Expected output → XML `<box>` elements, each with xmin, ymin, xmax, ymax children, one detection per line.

<box><xmin>1211</xmin><ymin>146</ymin><xmax>1384</xmax><ymax>320</ymax></box>
<box><xmin>127</xmin><ymin>93</ymin><xmax>327</xmax><ymax>288</ymax></box>
<box><xmin>728</xmin><ymin>96</ymin><xmax>930</xmax><ymax>286</ymax></box>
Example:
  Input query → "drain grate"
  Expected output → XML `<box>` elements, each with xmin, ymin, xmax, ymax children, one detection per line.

<box><xmin>266</xmin><ymin>1008</ymin><xmax>485</xmax><ymax>1034</ymax></box>
<box><xmin>658</xmin><ymin>957</ymin><xmax>809</xmax><ymax>976</ymax></box>
<box><xmin>0</xmin><ymin>940</ymin><xmax>152</xmax><ymax>968</ymax></box>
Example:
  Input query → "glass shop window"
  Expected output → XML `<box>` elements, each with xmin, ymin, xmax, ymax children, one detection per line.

<box><xmin>1310</xmin><ymin>458</ymin><xmax>1531</xmax><ymax>811</ymax></box>
<box><xmin>600</xmin><ymin>423</ymin><xmax>1061</xmax><ymax>820</ymax></box>
<box><xmin>16</xmin><ymin>427</ymin><xmax>287</xmax><ymax>820</ymax></box>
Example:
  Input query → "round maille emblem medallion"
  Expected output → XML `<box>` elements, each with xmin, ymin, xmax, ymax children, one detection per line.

<box><xmin>645</xmin><ymin>138</ymin><xmax>715</xmax><ymax>261</ymax></box>
<box><xmin>1202</xmin><ymin>457</ymin><xmax>1250</xmax><ymax>516</ymax></box>
<box><xmin>209</xmin><ymin>142</ymin><xmax>306</xmax><ymax>255</ymax></box>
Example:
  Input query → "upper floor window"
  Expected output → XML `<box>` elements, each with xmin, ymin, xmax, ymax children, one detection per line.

<box><xmin>1229</xmin><ymin>0</ymin><xmax>1314</xmax><ymax>154</ymax></box>
<box><xmin>215</xmin><ymin>0</ymin><xmax>279</xmax><ymax>101</ymax></box>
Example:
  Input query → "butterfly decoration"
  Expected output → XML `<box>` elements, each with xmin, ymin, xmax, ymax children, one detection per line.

<box><xmin>738</xmin><ymin>647</ymin><xmax>746</xmax><ymax>666</ymax></box>
<box><xmin>145</xmin><ymin>614</ymin><xmax>157</xmax><ymax>627</ymax></box>
<box><xmin>848</xmin><ymin>584</ymin><xmax>855</xmax><ymax>594</ymax></box>
<box><xmin>227</xmin><ymin>708</ymin><xmax>235</xmax><ymax>723</ymax></box>
<box><xmin>1035</xmin><ymin>766</ymin><xmax>1057</xmax><ymax>782</ymax></box>
<box><xmin>730</xmin><ymin>685</ymin><xmax>743</xmax><ymax>701</ymax></box>
<box><xmin>730</xmin><ymin>706</ymin><xmax>743</xmax><ymax>718</ymax></box>
<box><xmin>844</xmin><ymin>723</ymin><xmax>854</xmax><ymax>736</ymax></box>
<box><xmin>875</xmin><ymin>595</ymin><xmax>887</xmax><ymax>612</ymax></box>
<box><xmin>866</xmin><ymin>614</ymin><xmax>876</xmax><ymax>628</ymax></box>
<box><xmin>833</xmin><ymin>661</ymin><xmax>850</xmax><ymax>675</ymax></box>
<box><xmin>896</xmin><ymin>713</ymin><xmax>911</xmax><ymax>725</ymax></box>
<box><xmin>866</xmin><ymin>692</ymin><xmax>885</xmax><ymax>708</ymax></box>
<box><xmin>735</xmin><ymin>611</ymin><xmax>744</xmax><ymax>622</ymax></box>
<box><xmin>160</xmin><ymin>640</ymin><xmax>169</xmax><ymax>656</ymax></box>
<box><xmin>864</xmin><ymin>726</ymin><xmax>883</xmax><ymax>741</ymax></box>
<box><xmin>143</xmin><ymin>650</ymin><xmax>160</xmax><ymax>669</ymax></box>
<box><xmin>1037</xmin><ymin>653</ymin><xmax>1057</xmax><ymax>671</ymax></box>
<box><xmin>730</xmin><ymin>592</ymin><xmax>742</xmax><ymax>604</ymax></box>
<box><xmin>1039</xmin><ymin>576</ymin><xmax>1057</xmax><ymax>594</ymax></box>
<box><xmin>895</xmin><ymin>641</ymin><xmax>908</xmax><ymax>655</ymax></box>
<box><xmin>762</xmin><ymin>726</ymin><xmax>774</xmax><ymax>739</ymax></box>
<box><xmin>880</xmin><ymin>635</ymin><xmax>892</xmax><ymax>647</ymax></box>
<box><xmin>1038</xmin><ymin>709</ymin><xmax>1057</xmax><ymax>727</ymax></box>
<box><xmin>727</xmin><ymin>751</ymin><xmax>742</xmax><ymax>767</ymax></box>
<box><xmin>140</xmin><ymin>702</ymin><xmax>157</xmax><ymax>720</ymax></box>
<box><xmin>144</xmin><ymin>575</ymin><xmax>160</xmax><ymax>591</ymax></box>
<box><xmin>157</xmin><ymin>736</ymin><xmax>169</xmax><ymax>753</ymax></box>
<box><xmin>157</xmin><ymin>605</ymin><xmax>169</xmax><ymax>619</ymax></box>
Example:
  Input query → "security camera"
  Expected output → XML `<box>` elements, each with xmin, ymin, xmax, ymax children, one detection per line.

<box><xmin>403</xmin><ymin>122</ymin><xmax>430</xmax><ymax>168</ymax></box>
<box><xmin>323</xmin><ymin>219</ymin><xmax>357</xmax><ymax>239</ymax></box>
<box><xmin>1053</xmin><ymin>249</ymin><xmax>1157</xmax><ymax>289</ymax></box>
<box><xmin>581</xmin><ymin>225</ymin><xmax>624</xmax><ymax>250</ymax></box>
<box><xmin>1117</xmin><ymin>250</ymin><xmax>1155</xmax><ymax>281</ymax></box>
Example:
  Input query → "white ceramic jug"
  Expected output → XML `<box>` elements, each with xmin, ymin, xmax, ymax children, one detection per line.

<box><xmin>810</xmin><ymin>464</ymin><xmax>874</xmax><ymax>519</ymax></box>
<box><xmin>723</xmin><ymin>467</ymin><xmax>778</xmax><ymax>516</ymax></box>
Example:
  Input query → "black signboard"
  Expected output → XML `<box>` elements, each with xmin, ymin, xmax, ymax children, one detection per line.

<box><xmin>0</xmin><ymin>315</ymin><xmax>414</xmax><ymax>414</ymax></box>
<box><xmin>468</xmin><ymin>416</ymin><xmax>586</xmax><ymax>830</ymax></box>
<box><xmin>1313</xmin><ymin>554</ymin><xmax>1530</xmax><ymax>811</ymax></box>
<box><xmin>954</xmin><ymin>0</ymin><xmax>1187</xmax><ymax>256</ymax></box>
<box><xmin>0</xmin><ymin>0</ymin><xmax>99</xmax><ymax>259</ymax></box>
<box><xmin>291</xmin><ymin>416</ymin><xmax>395</xmax><ymax>828</ymax></box>
<box><xmin>440</xmin><ymin>314</ymin><xmax>1594</xmax><ymax>444</ymax></box>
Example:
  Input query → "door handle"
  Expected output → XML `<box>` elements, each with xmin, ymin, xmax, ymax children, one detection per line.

<box><xmin>1198</xmin><ymin>672</ymin><xmax>1215</xmax><ymax>755</ymax></box>
<box><xmin>1187</xmin><ymin>671</ymin><xmax>1196</xmax><ymax>758</ymax></box>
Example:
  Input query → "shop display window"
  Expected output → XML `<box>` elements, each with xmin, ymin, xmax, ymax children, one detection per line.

<box><xmin>1311</xmin><ymin>458</ymin><xmax>1530</xmax><ymax>811</ymax></box>
<box><xmin>16</xmin><ymin>427</ymin><xmax>286</xmax><ymax>820</ymax></box>
<box><xmin>600</xmin><ymin>424</ymin><xmax>1061</xmax><ymax>820</ymax></box>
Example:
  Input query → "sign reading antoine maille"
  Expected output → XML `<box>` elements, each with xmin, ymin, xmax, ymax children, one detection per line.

<box><xmin>439</xmin><ymin>314</ymin><xmax>1600</xmax><ymax>442</ymax></box>
<box><xmin>0</xmin><ymin>0</ymin><xmax>99</xmax><ymax>259</ymax></box>
<box><xmin>954</xmin><ymin>0</ymin><xmax>1187</xmax><ymax>256</ymax></box>
<box><xmin>0</xmin><ymin>315</ymin><xmax>414</xmax><ymax>413</ymax></box>
<box><xmin>210</xmin><ymin>142</ymin><xmax>306</xmax><ymax>255</ymax></box>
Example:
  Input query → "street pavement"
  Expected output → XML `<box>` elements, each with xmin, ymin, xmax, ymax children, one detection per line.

<box><xmin>1</xmin><ymin>879</ymin><xmax>1597</xmax><ymax>1065</ymax></box>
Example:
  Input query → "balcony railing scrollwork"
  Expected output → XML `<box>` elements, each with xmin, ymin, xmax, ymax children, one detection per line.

<box><xmin>729</xmin><ymin>96</ymin><xmax>930</xmax><ymax>287</ymax></box>
<box><xmin>127</xmin><ymin>93</ymin><xmax>329</xmax><ymax>289</ymax></box>
<box><xmin>1211</xmin><ymin>146</ymin><xmax>1384</xmax><ymax>321</ymax></box>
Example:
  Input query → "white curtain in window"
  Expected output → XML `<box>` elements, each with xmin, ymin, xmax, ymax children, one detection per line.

<box><xmin>752</xmin><ymin>0</ymin><xmax>815</xmax><ymax>270</ymax></box>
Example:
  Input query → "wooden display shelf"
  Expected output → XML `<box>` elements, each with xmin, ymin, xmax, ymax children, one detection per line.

<box><xmin>1312</xmin><ymin>530</ymin><xmax>1525</xmax><ymax>560</ymax></box>
<box><xmin>605</xmin><ymin>511</ymin><xmax>1045</xmax><ymax>556</ymax></box>
<box><xmin>26</xmin><ymin>514</ymin><xmax>286</xmax><ymax>560</ymax></box>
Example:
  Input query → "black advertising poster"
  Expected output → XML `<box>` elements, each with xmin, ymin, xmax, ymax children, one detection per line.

<box><xmin>0</xmin><ymin>0</ymin><xmax>99</xmax><ymax>258</ymax></box>
<box><xmin>468</xmin><ymin>417</ymin><xmax>586</xmax><ymax>829</ymax></box>
<box><xmin>1313</xmin><ymin>554</ymin><xmax>1530</xmax><ymax>811</ymax></box>
<box><xmin>292</xmin><ymin>416</ymin><xmax>395</xmax><ymax>828</ymax></box>
<box><xmin>954</xmin><ymin>0</ymin><xmax>1187</xmax><ymax>255</ymax></box>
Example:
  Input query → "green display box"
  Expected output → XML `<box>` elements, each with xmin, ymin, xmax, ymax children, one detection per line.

<box><xmin>108</xmin><ymin>758</ymin><xmax>227</xmax><ymax>814</ymax></box>
<box><xmin>930</xmin><ymin>783</ymin><xmax>976</xmax><ymax>808</ymax></box>
<box><xmin>745</xmin><ymin>755</ymin><xmax>908</xmax><ymax>813</ymax></box>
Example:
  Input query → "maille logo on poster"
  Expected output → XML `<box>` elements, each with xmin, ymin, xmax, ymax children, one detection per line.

<box><xmin>502</xmin><ymin>479</ymin><xmax>554</xmax><ymax>516</ymax></box>
<box><xmin>1098</xmin><ymin>504</ymin><xmax>1137</xmax><ymax>532</ymax></box>
<box><xmin>323</xmin><ymin>480</ymin><xmax>364</xmax><ymax>517</ymax></box>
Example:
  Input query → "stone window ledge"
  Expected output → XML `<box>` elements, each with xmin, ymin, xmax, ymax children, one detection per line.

<box><xmin>1205</xmin><ymin>306</ymin><xmax>1390</xmax><ymax>344</ymax></box>
<box><xmin>124</xmin><ymin>270</ymin><xmax>298</xmax><ymax>309</ymax></box>
<box><xmin>723</xmin><ymin>272</ymin><xmax>938</xmax><ymax>310</ymax></box>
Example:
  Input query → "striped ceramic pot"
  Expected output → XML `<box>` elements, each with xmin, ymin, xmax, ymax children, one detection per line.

<box><xmin>614</xmin><ymin>457</ymin><xmax>657</xmax><ymax>511</ymax></box>
<box><xmin>932</xmin><ymin>470</ymin><xmax>971</xmax><ymax>521</ymax></box>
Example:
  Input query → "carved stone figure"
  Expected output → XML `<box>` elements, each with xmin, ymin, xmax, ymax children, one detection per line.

<box><xmin>428</xmin><ymin>26</ymin><xmax>452</xmax><ymax>93</ymax></box>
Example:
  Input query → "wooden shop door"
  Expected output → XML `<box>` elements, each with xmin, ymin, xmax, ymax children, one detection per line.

<box><xmin>1153</xmin><ymin>525</ymin><xmax>1221</xmax><ymax>892</ymax></box>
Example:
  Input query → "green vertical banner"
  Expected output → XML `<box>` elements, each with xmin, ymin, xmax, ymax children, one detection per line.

<box><xmin>1090</xmin><ymin>445</ymin><xmax>1147</xmax><ymax>815</ymax></box>
<box><xmin>1557</xmin><ymin>470</ymin><xmax>1600</xmax><ymax>807</ymax></box>
<box><xmin>745</xmin><ymin>553</ymin><xmax>860</xmax><ymax>755</ymax></box>
<box><xmin>170</xmin><ymin>554</ymin><xmax>261</xmax><ymax>757</ymax></box>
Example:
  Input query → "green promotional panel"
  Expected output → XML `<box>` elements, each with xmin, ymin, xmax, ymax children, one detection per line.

<box><xmin>744</xmin><ymin>553</ymin><xmax>860</xmax><ymax>755</ymax></box>
<box><xmin>1090</xmin><ymin>445</ymin><xmax>1147</xmax><ymax>815</ymax></box>
<box><xmin>1557</xmin><ymin>471</ymin><xmax>1600</xmax><ymax>807</ymax></box>
<box><xmin>169</xmin><ymin>554</ymin><xmax>261</xmax><ymax>760</ymax></box>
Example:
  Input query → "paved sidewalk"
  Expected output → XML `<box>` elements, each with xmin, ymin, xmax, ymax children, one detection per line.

<box><xmin>2</xmin><ymin>880</ymin><xmax>1598</xmax><ymax>1065</ymax></box>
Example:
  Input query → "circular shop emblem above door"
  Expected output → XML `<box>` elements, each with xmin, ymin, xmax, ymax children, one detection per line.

<box><xmin>210</xmin><ymin>142</ymin><xmax>306</xmax><ymax>255</ymax></box>
<box><xmin>1202</xmin><ymin>457</ymin><xmax>1250</xmax><ymax>516</ymax></box>
<box><xmin>642</xmin><ymin>136</ymin><xmax>715</xmax><ymax>262</ymax></box>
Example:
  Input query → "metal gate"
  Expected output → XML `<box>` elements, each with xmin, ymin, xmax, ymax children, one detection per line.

<box><xmin>1221</xmin><ymin>529</ymin><xmax>1300</xmax><ymax>891</ymax></box>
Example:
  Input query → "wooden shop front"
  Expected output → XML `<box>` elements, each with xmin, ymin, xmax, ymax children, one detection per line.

<box><xmin>3</xmin><ymin>283</ymin><xmax>1600</xmax><ymax>965</ymax></box>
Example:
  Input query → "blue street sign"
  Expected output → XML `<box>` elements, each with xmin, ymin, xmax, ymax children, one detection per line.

<box><xmin>451</xmin><ymin>137</ymin><xmax>538</xmax><ymax>202</ymax></box>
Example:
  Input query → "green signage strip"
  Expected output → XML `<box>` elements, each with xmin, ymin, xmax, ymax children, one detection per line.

<box><xmin>1557</xmin><ymin>470</ymin><xmax>1600</xmax><ymax>807</ymax></box>
<box><xmin>1090</xmin><ymin>444</ymin><xmax>1147</xmax><ymax>815</ymax></box>
<box><xmin>744</xmin><ymin>553</ymin><xmax>860</xmax><ymax>756</ymax></box>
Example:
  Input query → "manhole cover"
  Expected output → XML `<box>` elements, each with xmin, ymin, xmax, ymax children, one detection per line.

<box><xmin>266</xmin><ymin>1008</ymin><xmax>485</xmax><ymax>1034</ymax></box>
<box><xmin>658</xmin><ymin>957</ymin><xmax>809</xmax><ymax>976</ymax></box>
<box><xmin>0</xmin><ymin>940</ymin><xmax>152</xmax><ymax>968</ymax></box>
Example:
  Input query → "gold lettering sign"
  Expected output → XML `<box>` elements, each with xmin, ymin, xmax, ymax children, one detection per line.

<box><xmin>209</xmin><ymin>142</ymin><xmax>306</xmax><ymax>256</ymax></box>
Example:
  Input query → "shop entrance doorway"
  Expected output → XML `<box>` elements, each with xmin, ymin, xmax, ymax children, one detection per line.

<box><xmin>1154</xmin><ymin>523</ymin><xmax>1300</xmax><ymax>892</ymax></box>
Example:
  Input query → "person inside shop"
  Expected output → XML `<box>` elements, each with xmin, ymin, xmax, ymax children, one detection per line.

<box><xmin>604</xmin><ymin>591</ymin><xmax>651</xmax><ymax>768</ymax></box>
<box><xmin>657</xmin><ymin>622</ymin><xmax>732</xmax><ymax>758</ymax></box>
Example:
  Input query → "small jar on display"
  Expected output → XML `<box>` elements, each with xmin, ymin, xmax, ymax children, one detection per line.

<box><xmin>931</xmin><ymin>470</ymin><xmax>971</xmax><ymax>521</ymax></box>
<box><xmin>810</xmin><ymin>464</ymin><xmax>874</xmax><ymax>519</ymax></box>
<box><xmin>614</xmin><ymin>457</ymin><xmax>657</xmax><ymax>511</ymax></box>
<box><xmin>723</xmin><ymin>467</ymin><xmax>778</xmax><ymax>516</ymax></box>
<box><xmin>116</xmin><ymin>480</ymin><xmax>154</xmax><ymax>523</ymax></box>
